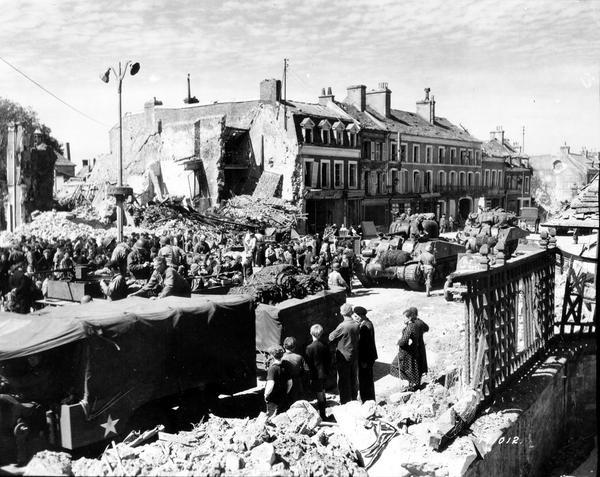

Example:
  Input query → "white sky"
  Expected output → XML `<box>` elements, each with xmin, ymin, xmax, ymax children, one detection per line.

<box><xmin>1</xmin><ymin>0</ymin><xmax>599</xmax><ymax>163</ymax></box>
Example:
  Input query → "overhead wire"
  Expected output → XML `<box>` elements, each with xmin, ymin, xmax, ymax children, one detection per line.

<box><xmin>0</xmin><ymin>55</ymin><xmax>107</xmax><ymax>127</ymax></box>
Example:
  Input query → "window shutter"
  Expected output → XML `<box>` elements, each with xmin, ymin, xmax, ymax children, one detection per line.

<box><xmin>311</xmin><ymin>163</ymin><xmax>319</xmax><ymax>188</ymax></box>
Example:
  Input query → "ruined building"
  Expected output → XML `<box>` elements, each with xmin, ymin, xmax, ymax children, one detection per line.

<box><xmin>5</xmin><ymin>124</ymin><xmax>56</xmax><ymax>231</ymax></box>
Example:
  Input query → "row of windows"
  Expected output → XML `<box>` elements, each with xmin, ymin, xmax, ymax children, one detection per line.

<box><xmin>365</xmin><ymin>170</ymin><xmax>484</xmax><ymax>195</ymax></box>
<box><xmin>301</xmin><ymin>119</ymin><xmax>358</xmax><ymax>147</ymax></box>
<box><xmin>360</xmin><ymin>140</ymin><xmax>482</xmax><ymax>166</ymax></box>
<box><xmin>304</xmin><ymin>159</ymin><xmax>358</xmax><ymax>189</ymax></box>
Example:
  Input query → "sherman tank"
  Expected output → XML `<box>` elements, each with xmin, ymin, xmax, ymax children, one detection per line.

<box><xmin>457</xmin><ymin>208</ymin><xmax>529</xmax><ymax>259</ymax></box>
<box><xmin>355</xmin><ymin>235</ymin><xmax>466</xmax><ymax>290</ymax></box>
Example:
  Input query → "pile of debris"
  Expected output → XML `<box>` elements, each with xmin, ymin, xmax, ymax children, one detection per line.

<box><xmin>229</xmin><ymin>264</ymin><xmax>325</xmax><ymax>304</ymax></box>
<box><xmin>25</xmin><ymin>401</ymin><xmax>366</xmax><ymax>477</ymax></box>
<box><xmin>208</xmin><ymin>195</ymin><xmax>304</xmax><ymax>231</ymax></box>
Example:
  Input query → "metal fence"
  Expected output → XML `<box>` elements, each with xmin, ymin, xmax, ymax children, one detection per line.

<box><xmin>446</xmin><ymin>248</ymin><xmax>557</xmax><ymax>399</ymax></box>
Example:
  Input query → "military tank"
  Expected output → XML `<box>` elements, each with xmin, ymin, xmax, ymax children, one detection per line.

<box><xmin>355</xmin><ymin>214</ymin><xmax>466</xmax><ymax>290</ymax></box>
<box><xmin>456</xmin><ymin>208</ymin><xmax>529</xmax><ymax>260</ymax></box>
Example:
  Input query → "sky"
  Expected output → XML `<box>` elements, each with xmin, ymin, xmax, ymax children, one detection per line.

<box><xmin>1</xmin><ymin>0</ymin><xmax>599</xmax><ymax>164</ymax></box>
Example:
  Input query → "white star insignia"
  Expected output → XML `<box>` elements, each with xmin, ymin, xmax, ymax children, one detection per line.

<box><xmin>100</xmin><ymin>414</ymin><xmax>120</xmax><ymax>437</ymax></box>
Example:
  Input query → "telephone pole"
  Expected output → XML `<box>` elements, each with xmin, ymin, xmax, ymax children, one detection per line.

<box><xmin>283</xmin><ymin>58</ymin><xmax>289</xmax><ymax>130</ymax></box>
<box><xmin>522</xmin><ymin>126</ymin><xmax>525</xmax><ymax>154</ymax></box>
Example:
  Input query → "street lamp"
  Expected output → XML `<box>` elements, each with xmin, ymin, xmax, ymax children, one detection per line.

<box><xmin>100</xmin><ymin>60</ymin><xmax>140</xmax><ymax>242</ymax></box>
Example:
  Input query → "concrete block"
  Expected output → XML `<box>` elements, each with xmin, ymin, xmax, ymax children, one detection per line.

<box><xmin>225</xmin><ymin>452</ymin><xmax>244</xmax><ymax>472</ymax></box>
<box><xmin>250</xmin><ymin>442</ymin><xmax>276</xmax><ymax>467</ymax></box>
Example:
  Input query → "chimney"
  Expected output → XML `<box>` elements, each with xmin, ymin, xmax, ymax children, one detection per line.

<box><xmin>366</xmin><ymin>82</ymin><xmax>391</xmax><ymax>117</ymax></box>
<box><xmin>65</xmin><ymin>142</ymin><xmax>71</xmax><ymax>161</ymax></box>
<box><xmin>318</xmin><ymin>86</ymin><xmax>335</xmax><ymax>106</ymax></box>
<box><xmin>260</xmin><ymin>78</ymin><xmax>282</xmax><ymax>103</ymax></box>
<box><xmin>345</xmin><ymin>84</ymin><xmax>366</xmax><ymax>111</ymax></box>
<box><xmin>416</xmin><ymin>87</ymin><xmax>435</xmax><ymax>124</ymax></box>
<box><xmin>82</xmin><ymin>159</ymin><xmax>89</xmax><ymax>169</ymax></box>
<box><xmin>183</xmin><ymin>74</ymin><xmax>199</xmax><ymax>104</ymax></box>
<box><xmin>495</xmin><ymin>126</ymin><xmax>505</xmax><ymax>144</ymax></box>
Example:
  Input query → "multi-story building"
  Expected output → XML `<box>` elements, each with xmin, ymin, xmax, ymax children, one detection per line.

<box><xmin>340</xmin><ymin>84</ymin><xmax>483</xmax><ymax>227</ymax></box>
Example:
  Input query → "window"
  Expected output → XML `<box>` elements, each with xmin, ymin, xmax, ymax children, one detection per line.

<box><xmin>304</xmin><ymin>159</ymin><xmax>317</xmax><ymax>187</ymax></box>
<box><xmin>460</xmin><ymin>149</ymin><xmax>466</xmax><ymax>165</ymax></box>
<box><xmin>348</xmin><ymin>131</ymin><xmax>356</xmax><ymax>147</ymax></box>
<box><xmin>426</xmin><ymin>146</ymin><xmax>433</xmax><ymax>164</ymax></box>
<box><xmin>401</xmin><ymin>170</ymin><xmax>409</xmax><ymax>193</ymax></box>
<box><xmin>438</xmin><ymin>147</ymin><xmax>445</xmax><ymax>164</ymax></box>
<box><xmin>334</xmin><ymin>161</ymin><xmax>344</xmax><ymax>188</ymax></box>
<box><xmin>413</xmin><ymin>145</ymin><xmax>420</xmax><ymax>163</ymax></box>
<box><xmin>492</xmin><ymin>170</ymin><xmax>497</xmax><ymax>188</ymax></box>
<box><xmin>348</xmin><ymin>161</ymin><xmax>357</xmax><ymax>188</ymax></box>
<box><xmin>400</xmin><ymin>143</ymin><xmax>407</xmax><ymax>162</ymax></box>
<box><xmin>425</xmin><ymin>170</ymin><xmax>433</xmax><ymax>192</ymax></box>
<box><xmin>377</xmin><ymin>172</ymin><xmax>385</xmax><ymax>194</ymax></box>
<box><xmin>300</xmin><ymin>117</ymin><xmax>315</xmax><ymax>143</ymax></box>
<box><xmin>375</xmin><ymin>142</ymin><xmax>383</xmax><ymax>161</ymax></box>
<box><xmin>438</xmin><ymin>170</ymin><xmax>446</xmax><ymax>187</ymax></box>
<box><xmin>391</xmin><ymin>142</ymin><xmax>398</xmax><ymax>161</ymax></box>
<box><xmin>475</xmin><ymin>150</ymin><xmax>481</xmax><ymax>164</ymax></box>
<box><xmin>450</xmin><ymin>148</ymin><xmax>456</xmax><ymax>164</ymax></box>
<box><xmin>460</xmin><ymin>172</ymin><xmax>466</xmax><ymax>186</ymax></box>
<box><xmin>450</xmin><ymin>171</ymin><xmax>456</xmax><ymax>185</ymax></box>
<box><xmin>413</xmin><ymin>171</ymin><xmax>421</xmax><ymax>193</ymax></box>
<box><xmin>364</xmin><ymin>171</ymin><xmax>369</xmax><ymax>194</ymax></box>
<box><xmin>475</xmin><ymin>172</ymin><xmax>481</xmax><ymax>186</ymax></box>
<box><xmin>362</xmin><ymin>141</ymin><xmax>371</xmax><ymax>159</ymax></box>
<box><xmin>320</xmin><ymin>160</ymin><xmax>330</xmax><ymax>188</ymax></box>
<box><xmin>332</xmin><ymin>121</ymin><xmax>345</xmax><ymax>145</ymax></box>
<box><xmin>484</xmin><ymin>169</ymin><xmax>490</xmax><ymax>187</ymax></box>
<box><xmin>390</xmin><ymin>169</ymin><xmax>399</xmax><ymax>192</ymax></box>
<box><xmin>467</xmin><ymin>172</ymin><xmax>473</xmax><ymax>186</ymax></box>
<box><xmin>498</xmin><ymin>171</ymin><xmax>503</xmax><ymax>189</ymax></box>
<box><xmin>322</xmin><ymin>129</ymin><xmax>330</xmax><ymax>144</ymax></box>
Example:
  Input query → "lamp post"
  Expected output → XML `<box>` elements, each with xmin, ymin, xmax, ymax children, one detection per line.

<box><xmin>100</xmin><ymin>60</ymin><xmax>140</xmax><ymax>242</ymax></box>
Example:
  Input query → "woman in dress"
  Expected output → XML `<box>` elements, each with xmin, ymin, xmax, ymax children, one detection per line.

<box><xmin>392</xmin><ymin>307</ymin><xmax>429</xmax><ymax>391</ymax></box>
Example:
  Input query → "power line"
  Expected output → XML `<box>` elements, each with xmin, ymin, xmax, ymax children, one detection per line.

<box><xmin>0</xmin><ymin>55</ymin><xmax>107</xmax><ymax>126</ymax></box>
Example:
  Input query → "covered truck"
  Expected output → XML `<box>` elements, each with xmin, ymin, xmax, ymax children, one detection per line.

<box><xmin>0</xmin><ymin>295</ymin><xmax>256</xmax><ymax>465</ymax></box>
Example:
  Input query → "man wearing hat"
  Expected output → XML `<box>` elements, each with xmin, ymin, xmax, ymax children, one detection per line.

<box><xmin>127</xmin><ymin>239</ymin><xmax>152</xmax><ymax>280</ymax></box>
<box><xmin>354</xmin><ymin>306</ymin><xmax>378</xmax><ymax>402</ymax></box>
<box><xmin>100</xmin><ymin>261</ymin><xmax>128</xmax><ymax>301</ymax></box>
<box><xmin>328</xmin><ymin>303</ymin><xmax>360</xmax><ymax>404</ymax></box>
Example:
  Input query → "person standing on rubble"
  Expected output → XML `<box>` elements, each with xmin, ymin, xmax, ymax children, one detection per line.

<box><xmin>328</xmin><ymin>303</ymin><xmax>360</xmax><ymax>404</ymax></box>
<box><xmin>305</xmin><ymin>324</ymin><xmax>331</xmax><ymax>419</ymax></box>
<box><xmin>281</xmin><ymin>336</ymin><xmax>308</xmax><ymax>405</ymax></box>
<box><xmin>395</xmin><ymin>307</ymin><xmax>429</xmax><ymax>391</ymax></box>
<box><xmin>264</xmin><ymin>346</ymin><xmax>293</xmax><ymax>417</ymax></box>
<box><xmin>354</xmin><ymin>306</ymin><xmax>377</xmax><ymax>402</ymax></box>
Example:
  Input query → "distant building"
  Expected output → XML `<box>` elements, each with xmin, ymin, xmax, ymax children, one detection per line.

<box><xmin>54</xmin><ymin>150</ymin><xmax>76</xmax><ymax>193</ymax></box>
<box><xmin>482</xmin><ymin>127</ymin><xmax>532</xmax><ymax>215</ymax></box>
<box><xmin>529</xmin><ymin>144</ymin><xmax>598</xmax><ymax>214</ymax></box>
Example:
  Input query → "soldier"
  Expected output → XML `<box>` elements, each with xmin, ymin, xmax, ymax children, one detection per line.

<box><xmin>100</xmin><ymin>261</ymin><xmax>128</xmax><ymax>301</ymax></box>
<box><xmin>439</xmin><ymin>214</ymin><xmax>447</xmax><ymax>234</ymax></box>
<box><xmin>418</xmin><ymin>242</ymin><xmax>436</xmax><ymax>297</ymax></box>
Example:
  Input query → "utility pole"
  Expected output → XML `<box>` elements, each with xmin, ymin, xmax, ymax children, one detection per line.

<box><xmin>522</xmin><ymin>126</ymin><xmax>525</xmax><ymax>154</ymax></box>
<box><xmin>283</xmin><ymin>58</ymin><xmax>289</xmax><ymax>130</ymax></box>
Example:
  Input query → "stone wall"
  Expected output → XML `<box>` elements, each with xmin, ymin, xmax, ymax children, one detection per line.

<box><xmin>466</xmin><ymin>343</ymin><xmax>596</xmax><ymax>477</ymax></box>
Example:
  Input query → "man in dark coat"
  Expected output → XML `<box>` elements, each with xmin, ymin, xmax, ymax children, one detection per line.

<box><xmin>328</xmin><ymin>303</ymin><xmax>359</xmax><ymax>404</ymax></box>
<box><xmin>305</xmin><ymin>324</ymin><xmax>331</xmax><ymax>419</ymax></box>
<box><xmin>130</xmin><ymin>256</ymin><xmax>191</xmax><ymax>298</ymax></box>
<box><xmin>354</xmin><ymin>306</ymin><xmax>378</xmax><ymax>402</ymax></box>
<box><xmin>393</xmin><ymin>307</ymin><xmax>429</xmax><ymax>391</ymax></box>
<box><xmin>100</xmin><ymin>261</ymin><xmax>128</xmax><ymax>301</ymax></box>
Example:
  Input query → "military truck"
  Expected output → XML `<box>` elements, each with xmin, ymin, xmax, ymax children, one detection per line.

<box><xmin>0</xmin><ymin>295</ymin><xmax>256</xmax><ymax>465</ymax></box>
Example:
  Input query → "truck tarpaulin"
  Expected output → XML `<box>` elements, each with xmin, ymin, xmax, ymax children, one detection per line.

<box><xmin>0</xmin><ymin>295</ymin><xmax>256</xmax><ymax>432</ymax></box>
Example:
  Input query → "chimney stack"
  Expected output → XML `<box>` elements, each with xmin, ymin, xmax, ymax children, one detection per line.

<box><xmin>345</xmin><ymin>84</ymin><xmax>366</xmax><ymax>111</ymax></box>
<box><xmin>260</xmin><ymin>78</ymin><xmax>282</xmax><ymax>103</ymax></box>
<box><xmin>366</xmin><ymin>82</ymin><xmax>392</xmax><ymax>118</ymax></box>
<box><xmin>318</xmin><ymin>86</ymin><xmax>335</xmax><ymax>106</ymax></box>
<box><xmin>183</xmin><ymin>73</ymin><xmax>199</xmax><ymax>104</ymax></box>
<box><xmin>65</xmin><ymin>142</ymin><xmax>71</xmax><ymax>161</ymax></box>
<box><xmin>416</xmin><ymin>87</ymin><xmax>435</xmax><ymax>124</ymax></box>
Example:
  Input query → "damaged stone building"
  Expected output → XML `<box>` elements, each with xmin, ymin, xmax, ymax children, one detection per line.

<box><xmin>5</xmin><ymin>125</ymin><xmax>56</xmax><ymax>231</ymax></box>
<box><xmin>107</xmin><ymin>78</ymin><xmax>494</xmax><ymax>232</ymax></box>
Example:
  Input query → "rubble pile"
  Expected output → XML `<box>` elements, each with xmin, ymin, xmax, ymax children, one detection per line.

<box><xmin>229</xmin><ymin>264</ymin><xmax>325</xmax><ymax>304</ymax></box>
<box><xmin>208</xmin><ymin>195</ymin><xmax>303</xmax><ymax>230</ymax></box>
<box><xmin>25</xmin><ymin>402</ymin><xmax>365</xmax><ymax>477</ymax></box>
<box><xmin>382</xmin><ymin>383</ymin><xmax>457</xmax><ymax>425</ymax></box>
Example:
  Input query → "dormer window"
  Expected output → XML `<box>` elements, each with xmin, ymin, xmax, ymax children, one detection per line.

<box><xmin>300</xmin><ymin>117</ymin><xmax>315</xmax><ymax>143</ymax></box>
<box><xmin>346</xmin><ymin>123</ymin><xmax>359</xmax><ymax>147</ymax></box>
<box><xmin>332</xmin><ymin>121</ymin><xmax>345</xmax><ymax>145</ymax></box>
<box><xmin>318</xmin><ymin>119</ymin><xmax>332</xmax><ymax>144</ymax></box>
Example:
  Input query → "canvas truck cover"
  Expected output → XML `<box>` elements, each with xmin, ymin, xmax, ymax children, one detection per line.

<box><xmin>255</xmin><ymin>288</ymin><xmax>345</xmax><ymax>353</ymax></box>
<box><xmin>0</xmin><ymin>295</ymin><xmax>256</xmax><ymax>420</ymax></box>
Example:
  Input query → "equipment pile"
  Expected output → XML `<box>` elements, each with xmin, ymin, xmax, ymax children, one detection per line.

<box><xmin>229</xmin><ymin>264</ymin><xmax>325</xmax><ymax>304</ymax></box>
